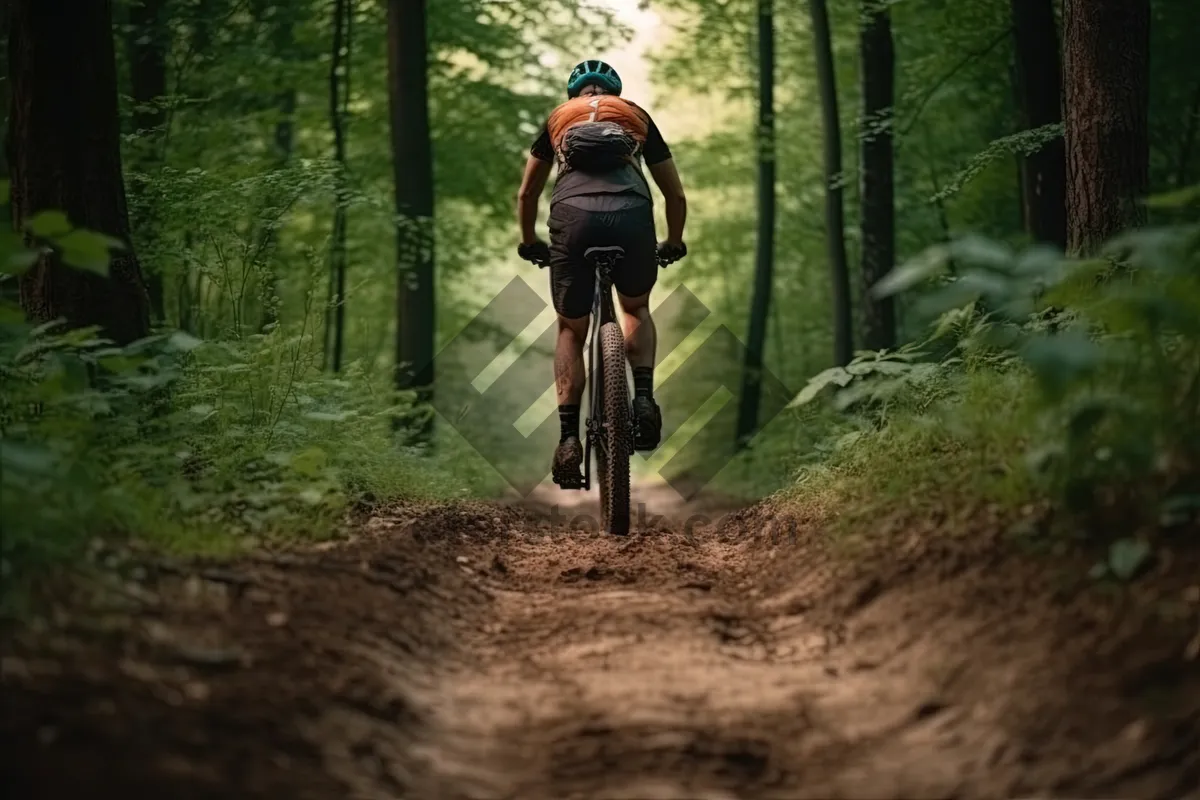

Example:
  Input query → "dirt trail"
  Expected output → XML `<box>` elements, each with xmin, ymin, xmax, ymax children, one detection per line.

<box><xmin>4</xmin><ymin>480</ymin><xmax>1199</xmax><ymax>799</ymax></box>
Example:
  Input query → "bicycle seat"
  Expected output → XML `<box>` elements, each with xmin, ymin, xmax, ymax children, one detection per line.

<box><xmin>584</xmin><ymin>246</ymin><xmax>625</xmax><ymax>266</ymax></box>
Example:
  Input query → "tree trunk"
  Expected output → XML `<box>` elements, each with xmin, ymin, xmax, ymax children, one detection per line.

<box><xmin>0</xmin><ymin>8</ymin><xmax>14</xmax><ymax>308</ymax></box>
<box><xmin>127</xmin><ymin>0</ymin><xmax>169</xmax><ymax>322</ymax></box>
<box><xmin>325</xmin><ymin>0</ymin><xmax>352</xmax><ymax>372</ymax></box>
<box><xmin>808</xmin><ymin>0</ymin><xmax>853</xmax><ymax>366</ymax></box>
<box><xmin>256</xmin><ymin>8</ymin><xmax>297</xmax><ymax>332</ymax></box>
<box><xmin>1176</xmin><ymin>81</ymin><xmax>1200</xmax><ymax>189</ymax></box>
<box><xmin>387</xmin><ymin>0</ymin><xmax>435</xmax><ymax>439</ymax></box>
<box><xmin>859</xmin><ymin>0</ymin><xmax>896</xmax><ymax>352</ymax></box>
<box><xmin>331</xmin><ymin>0</ymin><xmax>350</xmax><ymax>371</ymax></box>
<box><xmin>9</xmin><ymin>0</ymin><xmax>150</xmax><ymax>345</ymax></box>
<box><xmin>735</xmin><ymin>0</ymin><xmax>776</xmax><ymax>447</ymax></box>
<box><xmin>1011</xmin><ymin>0</ymin><xmax>1067</xmax><ymax>250</ymax></box>
<box><xmin>1062</xmin><ymin>0</ymin><xmax>1150</xmax><ymax>255</ymax></box>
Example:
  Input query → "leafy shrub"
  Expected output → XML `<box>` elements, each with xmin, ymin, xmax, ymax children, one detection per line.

<box><xmin>806</xmin><ymin>193</ymin><xmax>1200</xmax><ymax>533</ymax></box>
<box><xmin>0</xmin><ymin>212</ymin><xmax>499</xmax><ymax>608</ymax></box>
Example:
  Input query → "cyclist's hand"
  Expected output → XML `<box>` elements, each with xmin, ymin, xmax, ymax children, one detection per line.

<box><xmin>518</xmin><ymin>240</ymin><xmax>551</xmax><ymax>268</ymax></box>
<box><xmin>657</xmin><ymin>240</ymin><xmax>687</xmax><ymax>267</ymax></box>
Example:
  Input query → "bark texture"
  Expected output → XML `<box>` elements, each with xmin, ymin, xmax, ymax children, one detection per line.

<box><xmin>10</xmin><ymin>0</ymin><xmax>150</xmax><ymax>344</ymax></box>
<box><xmin>735</xmin><ymin>0</ymin><xmax>776</xmax><ymax>446</ymax></box>
<box><xmin>1062</xmin><ymin>0</ymin><xmax>1150</xmax><ymax>255</ymax></box>
<box><xmin>387</xmin><ymin>0</ymin><xmax>436</xmax><ymax>438</ymax></box>
<box><xmin>859</xmin><ymin>0</ymin><xmax>896</xmax><ymax>352</ymax></box>
<box><xmin>809</xmin><ymin>0</ymin><xmax>853</xmax><ymax>365</ymax></box>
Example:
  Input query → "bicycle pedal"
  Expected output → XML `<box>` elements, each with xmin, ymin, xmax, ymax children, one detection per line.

<box><xmin>553</xmin><ymin>472</ymin><xmax>586</xmax><ymax>490</ymax></box>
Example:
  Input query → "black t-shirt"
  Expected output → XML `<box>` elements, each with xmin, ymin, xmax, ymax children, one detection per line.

<box><xmin>530</xmin><ymin>102</ymin><xmax>673</xmax><ymax>205</ymax></box>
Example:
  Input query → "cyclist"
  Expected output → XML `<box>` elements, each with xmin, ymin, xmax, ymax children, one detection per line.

<box><xmin>516</xmin><ymin>59</ymin><xmax>688</xmax><ymax>487</ymax></box>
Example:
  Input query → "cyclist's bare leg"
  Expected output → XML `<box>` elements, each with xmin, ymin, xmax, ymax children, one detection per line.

<box><xmin>551</xmin><ymin>313</ymin><xmax>589</xmax><ymax>485</ymax></box>
<box><xmin>554</xmin><ymin>314</ymin><xmax>589</xmax><ymax>405</ymax></box>
<box><xmin>616</xmin><ymin>290</ymin><xmax>655</xmax><ymax>368</ymax></box>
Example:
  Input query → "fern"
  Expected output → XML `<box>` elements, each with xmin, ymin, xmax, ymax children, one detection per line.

<box><xmin>931</xmin><ymin>123</ymin><xmax>1064</xmax><ymax>202</ymax></box>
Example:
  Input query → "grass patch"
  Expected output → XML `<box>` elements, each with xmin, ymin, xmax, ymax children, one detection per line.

<box><xmin>778</xmin><ymin>366</ymin><xmax>1039</xmax><ymax>534</ymax></box>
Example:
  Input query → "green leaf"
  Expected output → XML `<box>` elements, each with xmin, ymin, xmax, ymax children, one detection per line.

<box><xmin>297</xmin><ymin>488</ymin><xmax>326</xmax><ymax>506</ymax></box>
<box><xmin>0</xmin><ymin>440</ymin><xmax>58</xmax><ymax>474</ymax></box>
<box><xmin>1108</xmin><ymin>538</ymin><xmax>1151</xmax><ymax>582</ymax></box>
<box><xmin>4</xmin><ymin>249</ymin><xmax>38</xmax><ymax>275</ymax></box>
<box><xmin>289</xmin><ymin>447</ymin><xmax>328</xmax><ymax>477</ymax></box>
<box><xmin>97</xmin><ymin>354</ymin><xmax>141</xmax><ymax>373</ymax></box>
<box><xmin>1018</xmin><ymin>330</ymin><xmax>1106</xmax><ymax>385</ymax></box>
<box><xmin>948</xmin><ymin>235</ymin><xmax>1015</xmax><ymax>271</ymax></box>
<box><xmin>57</xmin><ymin>229</ymin><xmax>123</xmax><ymax>274</ymax></box>
<box><xmin>303</xmin><ymin>410</ymin><xmax>353</xmax><ymax>422</ymax></box>
<box><xmin>26</xmin><ymin>211</ymin><xmax>71</xmax><ymax>238</ymax></box>
<box><xmin>167</xmin><ymin>331</ymin><xmax>204</xmax><ymax>352</ymax></box>
<box><xmin>872</xmin><ymin>246</ymin><xmax>949</xmax><ymax>298</ymax></box>
<box><xmin>1142</xmin><ymin>183</ymin><xmax>1200</xmax><ymax>209</ymax></box>
<box><xmin>788</xmin><ymin>367</ymin><xmax>852</xmax><ymax>407</ymax></box>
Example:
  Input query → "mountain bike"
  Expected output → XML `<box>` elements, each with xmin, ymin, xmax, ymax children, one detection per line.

<box><xmin>554</xmin><ymin>245</ymin><xmax>633</xmax><ymax>536</ymax></box>
<box><xmin>522</xmin><ymin>238</ymin><xmax>684</xmax><ymax>535</ymax></box>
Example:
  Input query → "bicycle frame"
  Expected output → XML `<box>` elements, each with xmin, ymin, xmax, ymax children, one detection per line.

<box><xmin>581</xmin><ymin>254</ymin><xmax>622</xmax><ymax>492</ymax></box>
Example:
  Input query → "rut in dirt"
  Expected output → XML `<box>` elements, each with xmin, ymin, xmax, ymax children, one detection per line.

<box><xmin>3</xmin><ymin>481</ymin><xmax>1199</xmax><ymax>800</ymax></box>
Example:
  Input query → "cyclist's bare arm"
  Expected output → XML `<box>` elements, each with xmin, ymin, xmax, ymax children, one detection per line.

<box><xmin>648</xmin><ymin>158</ymin><xmax>687</xmax><ymax>245</ymax></box>
<box><xmin>517</xmin><ymin>156</ymin><xmax>553</xmax><ymax>245</ymax></box>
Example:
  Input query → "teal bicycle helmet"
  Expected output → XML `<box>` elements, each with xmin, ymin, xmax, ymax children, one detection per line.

<box><xmin>566</xmin><ymin>60</ymin><xmax>623</xmax><ymax>98</ymax></box>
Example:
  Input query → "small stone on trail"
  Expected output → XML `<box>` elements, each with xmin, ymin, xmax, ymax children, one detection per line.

<box><xmin>1185</xmin><ymin>631</ymin><xmax>1200</xmax><ymax>662</ymax></box>
<box><xmin>185</xmin><ymin>681</ymin><xmax>211</xmax><ymax>701</ymax></box>
<box><xmin>456</xmin><ymin>556</ymin><xmax>470</xmax><ymax>565</ymax></box>
<box><xmin>1122</xmin><ymin>719</ymin><xmax>1149</xmax><ymax>742</ymax></box>
<box><xmin>266</xmin><ymin>611</ymin><xmax>288</xmax><ymax>627</ymax></box>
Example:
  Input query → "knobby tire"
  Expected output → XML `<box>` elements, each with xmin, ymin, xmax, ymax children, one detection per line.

<box><xmin>597</xmin><ymin>321</ymin><xmax>631</xmax><ymax>535</ymax></box>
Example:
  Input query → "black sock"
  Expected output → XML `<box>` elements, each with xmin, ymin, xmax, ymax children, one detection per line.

<box><xmin>633</xmin><ymin>367</ymin><xmax>654</xmax><ymax>400</ymax></box>
<box><xmin>558</xmin><ymin>404</ymin><xmax>580</xmax><ymax>443</ymax></box>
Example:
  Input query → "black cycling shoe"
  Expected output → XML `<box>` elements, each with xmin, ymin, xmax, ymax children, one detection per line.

<box><xmin>552</xmin><ymin>436</ymin><xmax>585</xmax><ymax>489</ymax></box>
<box><xmin>632</xmin><ymin>396</ymin><xmax>662</xmax><ymax>451</ymax></box>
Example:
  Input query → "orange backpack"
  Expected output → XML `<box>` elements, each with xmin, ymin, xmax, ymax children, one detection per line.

<box><xmin>546</xmin><ymin>95</ymin><xmax>650</xmax><ymax>173</ymax></box>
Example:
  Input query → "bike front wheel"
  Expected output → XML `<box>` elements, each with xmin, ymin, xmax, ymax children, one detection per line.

<box><xmin>596</xmin><ymin>321</ymin><xmax>631</xmax><ymax>535</ymax></box>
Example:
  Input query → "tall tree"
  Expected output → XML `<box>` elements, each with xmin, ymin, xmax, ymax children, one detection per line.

<box><xmin>735</xmin><ymin>0</ymin><xmax>776</xmax><ymax>446</ymax></box>
<box><xmin>809</xmin><ymin>0</ymin><xmax>853</xmax><ymax>365</ymax></box>
<box><xmin>1062</xmin><ymin>0</ymin><xmax>1150</xmax><ymax>255</ymax></box>
<box><xmin>326</xmin><ymin>0</ymin><xmax>353</xmax><ymax>372</ymax></box>
<box><xmin>258</xmin><ymin>7</ymin><xmax>298</xmax><ymax>332</ymax></box>
<box><xmin>858</xmin><ymin>0</ymin><xmax>896</xmax><ymax>352</ymax></box>
<box><xmin>1011</xmin><ymin>0</ymin><xmax>1067</xmax><ymax>250</ymax></box>
<box><xmin>127</xmin><ymin>0</ymin><xmax>170</xmax><ymax>321</ymax></box>
<box><xmin>387</xmin><ymin>0</ymin><xmax>435</xmax><ymax>439</ymax></box>
<box><xmin>9</xmin><ymin>0</ymin><xmax>151</xmax><ymax>344</ymax></box>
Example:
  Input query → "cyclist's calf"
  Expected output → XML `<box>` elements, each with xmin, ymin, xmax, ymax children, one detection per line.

<box><xmin>554</xmin><ymin>314</ymin><xmax>589</xmax><ymax>405</ymax></box>
<box><xmin>617</xmin><ymin>291</ymin><xmax>655</xmax><ymax>369</ymax></box>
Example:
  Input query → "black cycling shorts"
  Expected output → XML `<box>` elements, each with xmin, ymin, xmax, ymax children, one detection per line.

<box><xmin>547</xmin><ymin>196</ymin><xmax>657</xmax><ymax>319</ymax></box>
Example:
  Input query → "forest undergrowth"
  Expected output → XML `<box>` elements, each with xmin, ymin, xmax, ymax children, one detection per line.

<box><xmin>710</xmin><ymin>196</ymin><xmax>1200</xmax><ymax>583</ymax></box>
<box><xmin>0</xmin><ymin>210</ymin><xmax>511</xmax><ymax>610</ymax></box>
<box><xmin>6</xmin><ymin>194</ymin><xmax>1200</xmax><ymax>612</ymax></box>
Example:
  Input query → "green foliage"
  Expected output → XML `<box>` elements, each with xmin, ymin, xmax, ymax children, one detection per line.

<box><xmin>790</xmin><ymin>343</ymin><xmax>958</xmax><ymax>413</ymax></box>
<box><xmin>931</xmin><ymin>124</ymin><xmax>1064</xmax><ymax>203</ymax></box>
<box><xmin>787</xmin><ymin>207</ymin><xmax>1200</xmax><ymax>541</ymax></box>
<box><xmin>0</xmin><ymin>227</ymin><xmax>501</xmax><ymax>609</ymax></box>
